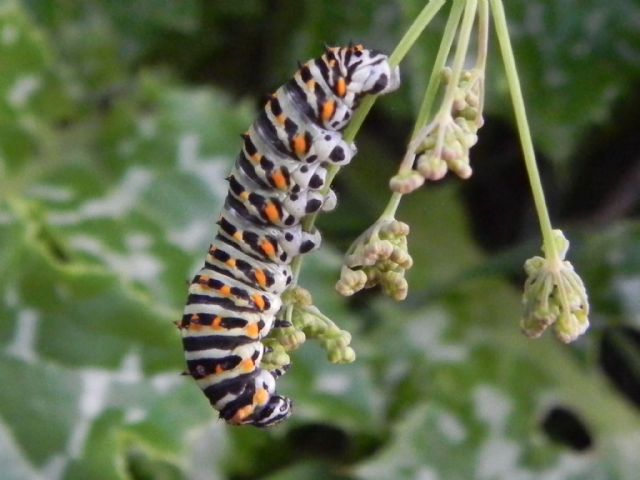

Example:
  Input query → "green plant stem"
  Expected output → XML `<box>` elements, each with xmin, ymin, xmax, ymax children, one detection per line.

<box><xmin>381</xmin><ymin>192</ymin><xmax>403</xmax><ymax>220</ymax></box>
<box><xmin>289</xmin><ymin>0</ymin><xmax>446</xmax><ymax>285</ymax></box>
<box><xmin>299</xmin><ymin>306</ymin><xmax>342</xmax><ymax>332</ymax></box>
<box><xmin>342</xmin><ymin>0</ymin><xmax>447</xmax><ymax>143</ymax></box>
<box><xmin>412</xmin><ymin>0</ymin><xmax>466</xmax><ymax>137</ymax></box>
<box><xmin>434</xmin><ymin>0</ymin><xmax>477</xmax><ymax>128</ymax></box>
<box><xmin>388</xmin><ymin>0</ymin><xmax>447</xmax><ymax>68</ymax></box>
<box><xmin>476</xmin><ymin>0</ymin><xmax>489</xmax><ymax>71</ymax></box>
<box><xmin>490</xmin><ymin>0</ymin><xmax>559</xmax><ymax>263</ymax></box>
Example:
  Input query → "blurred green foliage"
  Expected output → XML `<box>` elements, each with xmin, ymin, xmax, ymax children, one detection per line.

<box><xmin>1</xmin><ymin>1</ymin><xmax>640</xmax><ymax>479</ymax></box>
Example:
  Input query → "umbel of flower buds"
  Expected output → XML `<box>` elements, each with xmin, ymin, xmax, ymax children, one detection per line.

<box><xmin>521</xmin><ymin>230</ymin><xmax>590</xmax><ymax>343</ymax></box>
<box><xmin>337</xmin><ymin>219</ymin><xmax>413</xmax><ymax>301</ymax></box>
<box><xmin>390</xmin><ymin>68</ymin><xmax>485</xmax><ymax>194</ymax></box>
<box><xmin>262</xmin><ymin>287</ymin><xmax>356</xmax><ymax>375</ymax></box>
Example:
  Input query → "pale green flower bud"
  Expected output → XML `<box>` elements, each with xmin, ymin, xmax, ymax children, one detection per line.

<box><xmin>382</xmin><ymin>271</ymin><xmax>409</xmax><ymax>301</ymax></box>
<box><xmin>338</xmin><ymin>218</ymin><xmax>413</xmax><ymax>301</ymax></box>
<box><xmin>261</xmin><ymin>342</ymin><xmax>291</xmax><ymax>373</ymax></box>
<box><xmin>291</xmin><ymin>286</ymin><xmax>313</xmax><ymax>307</ymax></box>
<box><xmin>328</xmin><ymin>345</ymin><xmax>356</xmax><ymax>364</ymax></box>
<box><xmin>416</xmin><ymin>152</ymin><xmax>448</xmax><ymax>180</ymax></box>
<box><xmin>441</xmin><ymin>66</ymin><xmax>453</xmax><ymax>82</ymax></box>
<box><xmin>521</xmin><ymin>230</ymin><xmax>590</xmax><ymax>343</ymax></box>
<box><xmin>383</xmin><ymin>220</ymin><xmax>410</xmax><ymax>236</ymax></box>
<box><xmin>441</xmin><ymin>143</ymin><xmax>462</xmax><ymax>162</ymax></box>
<box><xmin>271</xmin><ymin>325</ymin><xmax>306</xmax><ymax>350</ymax></box>
<box><xmin>389</xmin><ymin>246</ymin><xmax>410</xmax><ymax>267</ymax></box>
<box><xmin>364</xmin><ymin>240</ymin><xmax>394</xmax><ymax>264</ymax></box>
<box><xmin>336</xmin><ymin>266</ymin><xmax>368</xmax><ymax>296</ymax></box>
<box><xmin>390</xmin><ymin>170</ymin><xmax>425</xmax><ymax>194</ymax></box>
<box><xmin>450</xmin><ymin>155</ymin><xmax>472</xmax><ymax>179</ymax></box>
<box><xmin>463</xmin><ymin>132</ymin><xmax>479</xmax><ymax>149</ymax></box>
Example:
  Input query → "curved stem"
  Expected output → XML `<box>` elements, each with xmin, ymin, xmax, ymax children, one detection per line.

<box><xmin>341</xmin><ymin>0</ymin><xmax>447</xmax><ymax>144</ymax></box>
<box><xmin>289</xmin><ymin>0</ymin><xmax>446</xmax><ymax>285</ymax></box>
<box><xmin>388</xmin><ymin>0</ymin><xmax>447</xmax><ymax>68</ymax></box>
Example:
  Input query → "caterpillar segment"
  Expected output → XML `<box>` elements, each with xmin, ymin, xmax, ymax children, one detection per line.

<box><xmin>239</xmin><ymin>130</ymin><xmax>331</xmax><ymax>196</ymax></box>
<box><xmin>181</xmin><ymin>44</ymin><xmax>400</xmax><ymax>427</ymax></box>
<box><xmin>216</xmin><ymin>209</ymin><xmax>322</xmax><ymax>265</ymax></box>
<box><xmin>205</xmin><ymin>243</ymin><xmax>289</xmax><ymax>294</ymax></box>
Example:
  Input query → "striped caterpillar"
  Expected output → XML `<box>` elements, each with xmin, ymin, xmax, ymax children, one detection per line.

<box><xmin>180</xmin><ymin>44</ymin><xmax>400</xmax><ymax>427</ymax></box>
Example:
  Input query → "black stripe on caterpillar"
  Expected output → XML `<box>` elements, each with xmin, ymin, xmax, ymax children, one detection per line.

<box><xmin>179</xmin><ymin>44</ymin><xmax>400</xmax><ymax>427</ymax></box>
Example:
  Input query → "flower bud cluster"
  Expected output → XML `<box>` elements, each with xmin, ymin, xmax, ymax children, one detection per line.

<box><xmin>336</xmin><ymin>219</ymin><xmax>412</xmax><ymax>301</ymax></box>
<box><xmin>260</xmin><ymin>339</ymin><xmax>292</xmax><ymax>376</ymax></box>
<box><xmin>521</xmin><ymin>230</ymin><xmax>590</xmax><ymax>343</ymax></box>
<box><xmin>262</xmin><ymin>287</ymin><xmax>356</xmax><ymax>374</ymax></box>
<box><xmin>390</xmin><ymin>68</ymin><xmax>485</xmax><ymax>194</ymax></box>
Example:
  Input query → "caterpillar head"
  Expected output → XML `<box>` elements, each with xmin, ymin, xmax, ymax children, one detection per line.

<box><xmin>331</xmin><ymin>44</ymin><xmax>401</xmax><ymax>97</ymax></box>
<box><xmin>252</xmin><ymin>395</ymin><xmax>292</xmax><ymax>427</ymax></box>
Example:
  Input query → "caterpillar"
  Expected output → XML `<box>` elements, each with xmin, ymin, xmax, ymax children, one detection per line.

<box><xmin>179</xmin><ymin>44</ymin><xmax>400</xmax><ymax>427</ymax></box>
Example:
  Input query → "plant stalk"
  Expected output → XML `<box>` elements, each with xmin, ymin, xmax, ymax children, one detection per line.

<box><xmin>490</xmin><ymin>0</ymin><xmax>559</xmax><ymax>263</ymax></box>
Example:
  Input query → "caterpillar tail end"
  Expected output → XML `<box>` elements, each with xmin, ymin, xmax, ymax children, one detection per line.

<box><xmin>221</xmin><ymin>394</ymin><xmax>293</xmax><ymax>428</ymax></box>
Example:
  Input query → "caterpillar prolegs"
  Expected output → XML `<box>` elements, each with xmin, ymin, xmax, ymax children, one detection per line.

<box><xmin>180</xmin><ymin>45</ymin><xmax>400</xmax><ymax>427</ymax></box>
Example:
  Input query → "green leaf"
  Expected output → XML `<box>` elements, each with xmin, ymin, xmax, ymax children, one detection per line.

<box><xmin>0</xmin><ymin>4</ymin><xmax>259</xmax><ymax>476</ymax></box>
<box><xmin>355</xmin><ymin>275</ymin><xmax>640</xmax><ymax>479</ymax></box>
<box><xmin>0</xmin><ymin>0</ymin><xmax>75</xmax><ymax>173</ymax></box>
<box><xmin>485</xmin><ymin>0</ymin><xmax>640</xmax><ymax>162</ymax></box>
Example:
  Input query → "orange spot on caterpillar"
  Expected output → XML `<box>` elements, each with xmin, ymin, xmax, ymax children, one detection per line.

<box><xmin>321</xmin><ymin>100</ymin><xmax>336</xmax><ymax>122</ymax></box>
<box><xmin>276</xmin><ymin>113</ymin><xmax>286</xmax><ymax>125</ymax></box>
<box><xmin>306</xmin><ymin>79</ymin><xmax>316</xmax><ymax>91</ymax></box>
<box><xmin>215</xmin><ymin>365</ymin><xmax>225</xmax><ymax>374</ymax></box>
<box><xmin>233</xmin><ymin>231</ymin><xmax>243</xmax><ymax>242</ymax></box>
<box><xmin>187</xmin><ymin>314</ymin><xmax>203</xmax><ymax>331</ymax></box>
<box><xmin>260</xmin><ymin>240</ymin><xmax>276</xmax><ymax>258</ymax></box>
<box><xmin>198</xmin><ymin>275</ymin><xmax>210</xmax><ymax>285</ymax></box>
<box><xmin>219</xmin><ymin>285</ymin><xmax>232</xmax><ymax>296</ymax></box>
<box><xmin>252</xmin><ymin>294</ymin><xmax>266</xmax><ymax>311</ymax></box>
<box><xmin>241</xmin><ymin>358</ymin><xmax>255</xmax><ymax>373</ymax></box>
<box><xmin>271</xmin><ymin>170</ymin><xmax>288</xmax><ymax>190</ymax></box>
<box><xmin>292</xmin><ymin>134</ymin><xmax>307</xmax><ymax>156</ymax></box>
<box><xmin>226</xmin><ymin>258</ymin><xmax>237</xmax><ymax>268</ymax></box>
<box><xmin>240</xmin><ymin>191</ymin><xmax>250</xmax><ymax>201</ymax></box>
<box><xmin>264</xmin><ymin>202</ymin><xmax>280</xmax><ymax>223</ymax></box>
<box><xmin>245</xmin><ymin>323</ymin><xmax>260</xmax><ymax>338</ymax></box>
<box><xmin>254</xmin><ymin>269</ymin><xmax>267</xmax><ymax>288</ymax></box>
<box><xmin>212</xmin><ymin>316</ymin><xmax>223</xmax><ymax>330</ymax></box>
<box><xmin>250</xmin><ymin>153</ymin><xmax>262</xmax><ymax>164</ymax></box>
<box><xmin>336</xmin><ymin>77</ymin><xmax>347</xmax><ymax>97</ymax></box>
<box><xmin>253</xmin><ymin>388</ymin><xmax>269</xmax><ymax>406</ymax></box>
<box><xmin>230</xmin><ymin>404</ymin><xmax>254</xmax><ymax>424</ymax></box>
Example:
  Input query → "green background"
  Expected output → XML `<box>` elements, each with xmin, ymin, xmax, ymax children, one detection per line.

<box><xmin>1</xmin><ymin>1</ymin><xmax>640</xmax><ymax>479</ymax></box>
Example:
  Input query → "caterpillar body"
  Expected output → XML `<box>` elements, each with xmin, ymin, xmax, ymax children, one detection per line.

<box><xmin>180</xmin><ymin>45</ymin><xmax>400</xmax><ymax>427</ymax></box>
